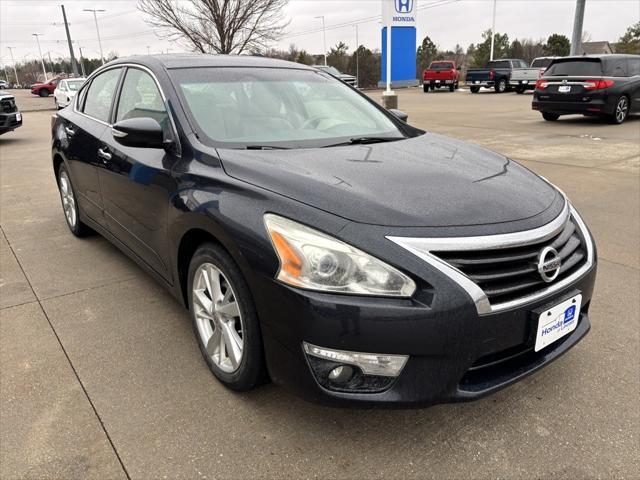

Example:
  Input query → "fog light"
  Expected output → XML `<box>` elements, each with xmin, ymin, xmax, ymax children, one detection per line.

<box><xmin>328</xmin><ymin>365</ymin><xmax>354</xmax><ymax>384</ymax></box>
<box><xmin>303</xmin><ymin>342</ymin><xmax>408</xmax><ymax>377</ymax></box>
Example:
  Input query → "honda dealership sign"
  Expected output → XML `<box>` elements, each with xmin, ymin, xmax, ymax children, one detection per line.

<box><xmin>383</xmin><ymin>0</ymin><xmax>417</xmax><ymax>26</ymax></box>
<box><xmin>380</xmin><ymin>0</ymin><xmax>418</xmax><ymax>88</ymax></box>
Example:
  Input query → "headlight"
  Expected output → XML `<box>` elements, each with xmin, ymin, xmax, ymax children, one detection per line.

<box><xmin>264</xmin><ymin>214</ymin><xmax>416</xmax><ymax>297</ymax></box>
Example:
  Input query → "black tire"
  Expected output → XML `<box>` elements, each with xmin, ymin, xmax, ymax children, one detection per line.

<box><xmin>495</xmin><ymin>78</ymin><xmax>507</xmax><ymax>93</ymax></box>
<box><xmin>449</xmin><ymin>84</ymin><xmax>455</xmax><ymax>92</ymax></box>
<box><xmin>470</xmin><ymin>86</ymin><xmax>480</xmax><ymax>93</ymax></box>
<box><xmin>56</xmin><ymin>164</ymin><xmax>92</xmax><ymax>236</ymax></box>
<box><xmin>608</xmin><ymin>95</ymin><xmax>630</xmax><ymax>124</ymax></box>
<box><xmin>423</xmin><ymin>83</ymin><xmax>429</xmax><ymax>93</ymax></box>
<box><xmin>39</xmin><ymin>89</ymin><xmax>49</xmax><ymax>97</ymax></box>
<box><xmin>542</xmin><ymin>112</ymin><xmax>560</xmax><ymax>121</ymax></box>
<box><xmin>455</xmin><ymin>82</ymin><xmax>459</xmax><ymax>90</ymax></box>
<box><xmin>515</xmin><ymin>86</ymin><xmax>525</xmax><ymax>94</ymax></box>
<box><xmin>188</xmin><ymin>243</ymin><xmax>266</xmax><ymax>391</ymax></box>
<box><xmin>429</xmin><ymin>85</ymin><xmax>435</xmax><ymax>91</ymax></box>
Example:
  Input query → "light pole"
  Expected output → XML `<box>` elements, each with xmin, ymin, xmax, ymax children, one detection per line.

<box><xmin>489</xmin><ymin>0</ymin><xmax>497</xmax><ymax>61</ymax></box>
<box><xmin>76</xmin><ymin>43</ymin><xmax>87</xmax><ymax>77</ymax></box>
<box><xmin>147</xmin><ymin>46</ymin><xmax>150</xmax><ymax>55</ymax></box>
<box><xmin>570</xmin><ymin>0</ymin><xmax>586</xmax><ymax>55</ymax></box>
<box><xmin>32</xmin><ymin>33</ymin><xmax>48</xmax><ymax>81</ymax></box>
<box><xmin>355</xmin><ymin>24</ymin><xmax>360</xmax><ymax>86</ymax></box>
<box><xmin>7</xmin><ymin>47</ymin><xmax>19</xmax><ymax>86</ymax></box>
<box><xmin>84</xmin><ymin>9</ymin><xmax>106</xmax><ymax>65</ymax></box>
<box><xmin>315</xmin><ymin>16</ymin><xmax>327</xmax><ymax>65</ymax></box>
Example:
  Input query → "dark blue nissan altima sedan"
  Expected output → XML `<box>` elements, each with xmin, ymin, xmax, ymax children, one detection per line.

<box><xmin>51</xmin><ymin>54</ymin><xmax>597</xmax><ymax>407</ymax></box>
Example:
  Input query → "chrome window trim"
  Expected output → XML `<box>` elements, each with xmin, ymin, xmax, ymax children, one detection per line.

<box><xmin>72</xmin><ymin>63</ymin><xmax>181</xmax><ymax>156</ymax></box>
<box><xmin>387</xmin><ymin>200</ymin><xmax>595</xmax><ymax>315</ymax></box>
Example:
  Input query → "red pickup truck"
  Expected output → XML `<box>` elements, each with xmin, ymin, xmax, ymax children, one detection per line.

<box><xmin>423</xmin><ymin>61</ymin><xmax>460</xmax><ymax>93</ymax></box>
<box><xmin>31</xmin><ymin>77</ymin><xmax>62</xmax><ymax>97</ymax></box>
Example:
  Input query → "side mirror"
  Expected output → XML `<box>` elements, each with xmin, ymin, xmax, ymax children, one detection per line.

<box><xmin>388</xmin><ymin>109</ymin><xmax>409</xmax><ymax>123</ymax></box>
<box><xmin>112</xmin><ymin>117</ymin><xmax>164</xmax><ymax>149</ymax></box>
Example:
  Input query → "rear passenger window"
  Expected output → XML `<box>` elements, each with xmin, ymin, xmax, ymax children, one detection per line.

<box><xmin>116</xmin><ymin>68</ymin><xmax>170</xmax><ymax>138</ymax></box>
<box><xmin>82</xmin><ymin>68</ymin><xmax>121</xmax><ymax>123</ymax></box>
<box><xmin>608</xmin><ymin>58</ymin><xmax>628</xmax><ymax>77</ymax></box>
<box><xmin>628</xmin><ymin>58</ymin><xmax>640</xmax><ymax>76</ymax></box>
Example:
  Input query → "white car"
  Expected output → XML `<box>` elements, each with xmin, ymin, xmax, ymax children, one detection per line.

<box><xmin>53</xmin><ymin>78</ymin><xmax>86</xmax><ymax>109</ymax></box>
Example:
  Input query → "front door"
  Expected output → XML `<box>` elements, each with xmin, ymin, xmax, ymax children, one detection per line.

<box><xmin>98</xmin><ymin>67</ymin><xmax>177</xmax><ymax>280</ymax></box>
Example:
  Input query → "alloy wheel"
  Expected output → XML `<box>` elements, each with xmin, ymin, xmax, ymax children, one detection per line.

<box><xmin>58</xmin><ymin>170</ymin><xmax>77</xmax><ymax>227</ymax></box>
<box><xmin>192</xmin><ymin>263</ymin><xmax>244</xmax><ymax>373</ymax></box>
<box><xmin>616</xmin><ymin>97</ymin><xmax>628</xmax><ymax>123</ymax></box>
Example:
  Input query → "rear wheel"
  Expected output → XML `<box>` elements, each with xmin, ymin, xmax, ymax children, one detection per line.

<box><xmin>495</xmin><ymin>78</ymin><xmax>507</xmax><ymax>93</ymax></box>
<box><xmin>57</xmin><ymin>164</ymin><xmax>92</xmax><ymax>236</ymax></box>
<box><xmin>609</xmin><ymin>95</ymin><xmax>629</xmax><ymax>124</ymax></box>
<box><xmin>188</xmin><ymin>243</ymin><xmax>265</xmax><ymax>391</ymax></box>
<box><xmin>470</xmin><ymin>86</ymin><xmax>480</xmax><ymax>93</ymax></box>
<box><xmin>515</xmin><ymin>86</ymin><xmax>525</xmax><ymax>94</ymax></box>
<box><xmin>39</xmin><ymin>89</ymin><xmax>49</xmax><ymax>97</ymax></box>
<box><xmin>542</xmin><ymin>112</ymin><xmax>560</xmax><ymax>121</ymax></box>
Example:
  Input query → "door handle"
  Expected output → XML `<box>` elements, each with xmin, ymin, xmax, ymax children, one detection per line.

<box><xmin>97</xmin><ymin>147</ymin><xmax>112</xmax><ymax>162</ymax></box>
<box><xmin>64</xmin><ymin>126</ymin><xmax>75</xmax><ymax>136</ymax></box>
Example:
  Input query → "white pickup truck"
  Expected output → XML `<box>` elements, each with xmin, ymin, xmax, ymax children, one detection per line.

<box><xmin>510</xmin><ymin>57</ymin><xmax>559</xmax><ymax>93</ymax></box>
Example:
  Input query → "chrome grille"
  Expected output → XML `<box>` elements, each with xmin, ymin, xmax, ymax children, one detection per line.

<box><xmin>433</xmin><ymin>216</ymin><xmax>588</xmax><ymax>306</ymax></box>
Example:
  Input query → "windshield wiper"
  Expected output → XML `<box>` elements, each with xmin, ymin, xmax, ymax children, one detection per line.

<box><xmin>244</xmin><ymin>145</ymin><xmax>290</xmax><ymax>150</ymax></box>
<box><xmin>322</xmin><ymin>136</ymin><xmax>404</xmax><ymax>148</ymax></box>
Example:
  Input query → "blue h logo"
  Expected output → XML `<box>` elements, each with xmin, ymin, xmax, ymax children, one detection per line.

<box><xmin>395</xmin><ymin>0</ymin><xmax>413</xmax><ymax>13</ymax></box>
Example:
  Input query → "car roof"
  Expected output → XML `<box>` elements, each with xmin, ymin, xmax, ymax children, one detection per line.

<box><xmin>555</xmin><ymin>54</ymin><xmax>639</xmax><ymax>61</ymax></box>
<box><xmin>109</xmin><ymin>54</ymin><xmax>315</xmax><ymax>71</ymax></box>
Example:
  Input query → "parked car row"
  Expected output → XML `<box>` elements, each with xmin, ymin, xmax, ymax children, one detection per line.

<box><xmin>419</xmin><ymin>54</ymin><xmax>639</xmax><ymax>125</ymax></box>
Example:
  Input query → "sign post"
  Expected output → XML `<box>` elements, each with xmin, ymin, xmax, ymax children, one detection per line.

<box><xmin>380</xmin><ymin>0</ymin><xmax>418</xmax><ymax>108</ymax></box>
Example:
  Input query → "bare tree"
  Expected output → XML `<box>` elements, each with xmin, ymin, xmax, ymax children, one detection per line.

<box><xmin>138</xmin><ymin>0</ymin><xmax>289</xmax><ymax>54</ymax></box>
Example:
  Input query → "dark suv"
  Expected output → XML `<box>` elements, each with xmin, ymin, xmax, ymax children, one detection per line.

<box><xmin>533</xmin><ymin>54</ymin><xmax>640</xmax><ymax>124</ymax></box>
<box><xmin>0</xmin><ymin>92</ymin><xmax>22</xmax><ymax>135</ymax></box>
<box><xmin>51</xmin><ymin>55</ymin><xmax>597</xmax><ymax>407</ymax></box>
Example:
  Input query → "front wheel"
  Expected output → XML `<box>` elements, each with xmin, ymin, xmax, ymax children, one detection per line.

<box><xmin>609</xmin><ymin>96</ymin><xmax>629</xmax><ymax>124</ymax></box>
<box><xmin>449</xmin><ymin>84</ymin><xmax>455</xmax><ymax>92</ymax></box>
<box><xmin>188</xmin><ymin>243</ymin><xmax>266</xmax><ymax>391</ymax></box>
<box><xmin>495</xmin><ymin>78</ymin><xmax>507</xmax><ymax>93</ymax></box>
<box><xmin>470</xmin><ymin>86</ymin><xmax>480</xmax><ymax>93</ymax></box>
<box><xmin>423</xmin><ymin>83</ymin><xmax>429</xmax><ymax>93</ymax></box>
<box><xmin>39</xmin><ymin>89</ymin><xmax>49</xmax><ymax>97</ymax></box>
<box><xmin>542</xmin><ymin>112</ymin><xmax>560</xmax><ymax>121</ymax></box>
<box><xmin>57</xmin><ymin>164</ymin><xmax>92</xmax><ymax>236</ymax></box>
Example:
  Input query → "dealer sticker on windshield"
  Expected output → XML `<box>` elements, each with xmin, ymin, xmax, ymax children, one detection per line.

<box><xmin>534</xmin><ymin>294</ymin><xmax>582</xmax><ymax>352</ymax></box>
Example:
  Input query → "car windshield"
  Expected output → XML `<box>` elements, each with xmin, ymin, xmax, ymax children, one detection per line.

<box><xmin>531</xmin><ymin>58</ymin><xmax>554</xmax><ymax>69</ymax></box>
<box><xmin>545</xmin><ymin>59</ymin><xmax>603</xmax><ymax>76</ymax></box>
<box><xmin>171</xmin><ymin>67</ymin><xmax>406</xmax><ymax>149</ymax></box>
<box><xmin>429</xmin><ymin>62</ymin><xmax>453</xmax><ymax>70</ymax></box>
<box><xmin>66</xmin><ymin>80</ymin><xmax>84</xmax><ymax>91</ymax></box>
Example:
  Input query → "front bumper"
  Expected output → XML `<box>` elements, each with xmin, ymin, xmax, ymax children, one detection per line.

<box><xmin>0</xmin><ymin>112</ymin><xmax>22</xmax><ymax>133</ymax></box>
<box><xmin>255</xmin><ymin>262</ymin><xmax>596</xmax><ymax>407</ymax></box>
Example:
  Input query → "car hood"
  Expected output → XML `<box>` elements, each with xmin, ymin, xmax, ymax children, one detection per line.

<box><xmin>218</xmin><ymin>133</ymin><xmax>559</xmax><ymax>227</ymax></box>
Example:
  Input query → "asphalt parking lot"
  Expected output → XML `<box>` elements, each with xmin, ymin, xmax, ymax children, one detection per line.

<box><xmin>1</xmin><ymin>88</ymin><xmax>639</xmax><ymax>479</ymax></box>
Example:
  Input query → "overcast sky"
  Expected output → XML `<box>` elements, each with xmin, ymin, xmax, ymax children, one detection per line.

<box><xmin>1</xmin><ymin>0</ymin><xmax>638</xmax><ymax>66</ymax></box>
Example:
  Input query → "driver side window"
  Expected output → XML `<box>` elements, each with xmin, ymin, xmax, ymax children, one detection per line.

<box><xmin>116</xmin><ymin>68</ymin><xmax>170</xmax><ymax>139</ymax></box>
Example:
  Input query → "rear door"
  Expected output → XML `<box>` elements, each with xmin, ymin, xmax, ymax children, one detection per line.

<box><xmin>627</xmin><ymin>57</ymin><xmax>640</xmax><ymax>112</ymax></box>
<box><xmin>61</xmin><ymin>67</ymin><xmax>122</xmax><ymax>224</ymax></box>
<box><xmin>97</xmin><ymin>66</ymin><xmax>178</xmax><ymax>279</ymax></box>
